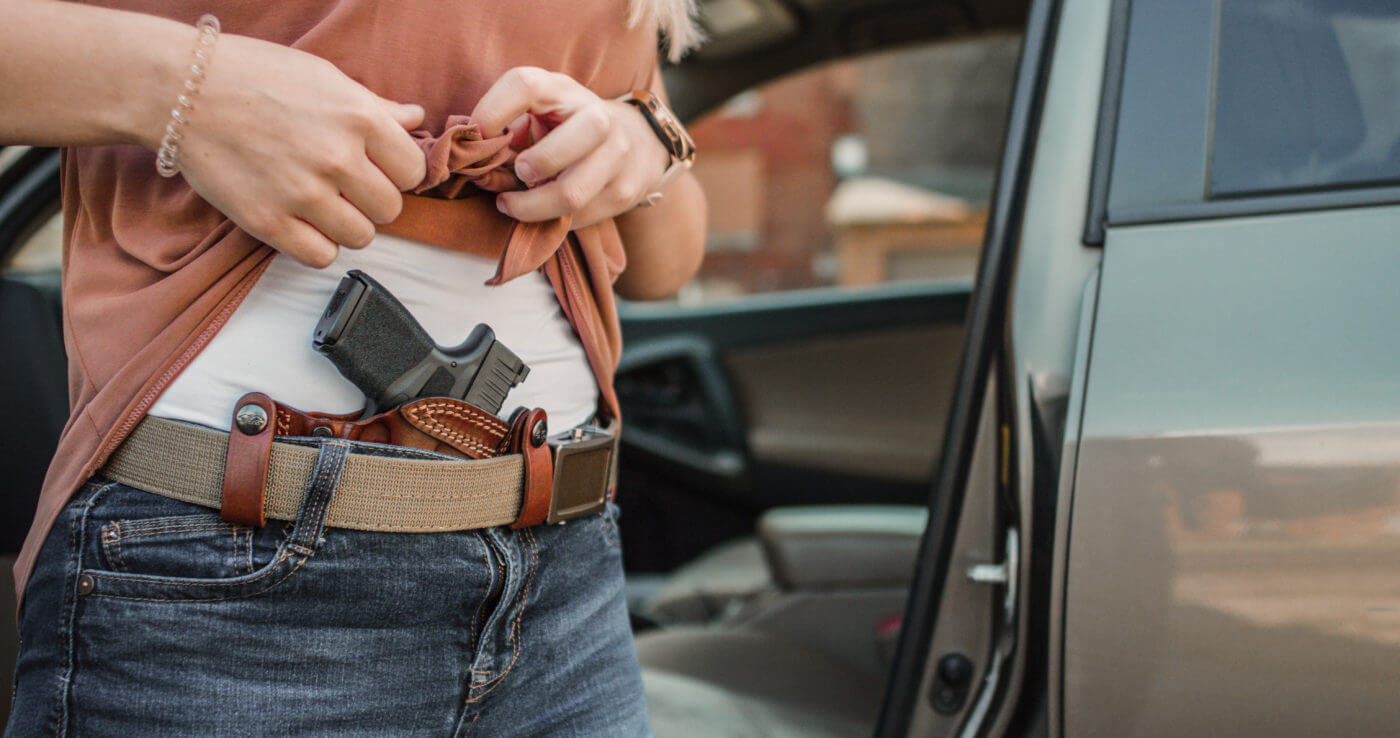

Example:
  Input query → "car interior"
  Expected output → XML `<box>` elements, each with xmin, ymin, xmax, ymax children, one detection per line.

<box><xmin>0</xmin><ymin>0</ymin><xmax>1031</xmax><ymax>734</ymax></box>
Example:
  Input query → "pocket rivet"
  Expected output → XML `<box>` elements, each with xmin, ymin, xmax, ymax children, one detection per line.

<box><xmin>311</xmin><ymin>425</ymin><xmax>335</xmax><ymax>438</ymax></box>
<box><xmin>530</xmin><ymin>419</ymin><xmax>548</xmax><ymax>447</ymax></box>
<box><xmin>77</xmin><ymin>574</ymin><xmax>95</xmax><ymax>596</ymax></box>
<box><xmin>235</xmin><ymin>404</ymin><xmax>269</xmax><ymax>435</ymax></box>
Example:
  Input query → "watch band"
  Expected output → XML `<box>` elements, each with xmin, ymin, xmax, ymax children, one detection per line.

<box><xmin>621</xmin><ymin>89</ymin><xmax>697</xmax><ymax>207</ymax></box>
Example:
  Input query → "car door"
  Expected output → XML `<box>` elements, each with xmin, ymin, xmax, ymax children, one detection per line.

<box><xmin>1060</xmin><ymin>0</ymin><xmax>1400</xmax><ymax>735</ymax></box>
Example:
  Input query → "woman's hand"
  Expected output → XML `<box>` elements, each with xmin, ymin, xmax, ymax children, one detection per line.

<box><xmin>0</xmin><ymin>3</ymin><xmax>428</xmax><ymax>268</ymax></box>
<box><xmin>471</xmin><ymin>67</ymin><xmax>672</xmax><ymax>229</ymax></box>
<box><xmin>166</xmin><ymin>35</ymin><xmax>427</xmax><ymax>267</ymax></box>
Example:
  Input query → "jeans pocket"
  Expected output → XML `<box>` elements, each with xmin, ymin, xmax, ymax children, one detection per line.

<box><xmin>77</xmin><ymin>441</ymin><xmax>348</xmax><ymax>603</ymax></box>
<box><xmin>76</xmin><ymin>481</ymin><xmax>309</xmax><ymax>603</ymax></box>
<box><xmin>96</xmin><ymin>511</ymin><xmax>293</xmax><ymax>580</ymax></box>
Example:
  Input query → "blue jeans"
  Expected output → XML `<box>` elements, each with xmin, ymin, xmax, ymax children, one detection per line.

<box><xmin>7</xmin><ymin>439</ymin><xmax>650</xmax><ymax>736</ymax></box>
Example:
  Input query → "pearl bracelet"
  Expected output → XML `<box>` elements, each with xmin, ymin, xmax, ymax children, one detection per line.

<box><xmin>155</xmin><ymin>14</ymin><xmax>221</xmax><ymax>178</ymax></box>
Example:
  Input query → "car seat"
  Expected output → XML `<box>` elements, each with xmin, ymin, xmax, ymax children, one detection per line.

<box><xmin>637</xmin><ymin>505</ymin><xmax>927</xmax><ymax>736</ymax></box>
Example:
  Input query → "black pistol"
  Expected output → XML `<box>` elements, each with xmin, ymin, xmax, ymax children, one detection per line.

<box><xmin>312</xmin><ymin>270</ymin><xmax>530</xmax><ymax>417</ymax></box>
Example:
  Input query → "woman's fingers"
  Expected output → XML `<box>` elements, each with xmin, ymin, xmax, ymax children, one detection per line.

<box><xmin>512</xmin><ymin>102</ymin><xmax>612</xmax><ymax>185</ymax></box>
<box><xmin>498</xmin><ymin>133</ymin><xmax>629</xmax><ymax>222</ymax></box>
<box><xmin>385</xmin><ymin>100</ymin><xmax>426</xmax><ymax>131</ymax></box>
<box><xmin>261</xmin><ymin>217</ymin><xmax>340</xmax><ymax>269</ymax></box>
<box><xmin>295</xmin><ymin>189</ymin><xmax>378</xmax><ymax>251</ymax></box>
<box><xmin>365</xmin><ymin>100</ymin><xmax>427</xmax><ymax>191</ymax></box>
<box><xmin>338</xmin><ymin>157</ymin><xmax>404</xmax><ymax>225</ymax></box>
<box><xmin>471</xmin><ymin>67</ymin><xmax>594</xmax><ymax>136</ymax></box>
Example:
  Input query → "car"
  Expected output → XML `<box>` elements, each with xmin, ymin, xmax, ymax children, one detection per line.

<box><xmin>5</xmin><ymin>0</ymin><xmax>1400</xmax><ymax>735</ymax></box>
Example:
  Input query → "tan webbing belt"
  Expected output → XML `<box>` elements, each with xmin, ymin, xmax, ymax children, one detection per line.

<box><xmin>101</xmin><ymin>416</ymin><xmax>526</xmax><ymax>532</ymax></box>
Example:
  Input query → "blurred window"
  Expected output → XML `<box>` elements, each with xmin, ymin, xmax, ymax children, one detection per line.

<box><xmin>3</xmin><ymin>205</ymin><xmax>61</xmax><ymax>277</ymax></box>
<box><xmin>1211</xmin><ymin>0</ymin><xmax>1400</xmax><ymax>196</ymax></box>
<box><xmin>0</xmin><ymin>148</ymin><xmax>62</xmax><ymax>295</ymax></box>
<box><xmin>679</xmin><ymin>35</ymin><xmax>1020</xmax><ymax>304</ymax></box>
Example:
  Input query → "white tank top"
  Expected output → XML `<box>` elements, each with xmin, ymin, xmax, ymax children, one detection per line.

<box><xmin>149</xmin><ymin>233</ymin><xmax>599</xmax><ymax>433</ymax></box>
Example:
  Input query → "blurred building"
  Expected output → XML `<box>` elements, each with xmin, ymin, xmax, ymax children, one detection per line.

<box><xmin>685</xmin><ymin>33</ymin><xmax>1021</xmax><ymax>300</ymax></box>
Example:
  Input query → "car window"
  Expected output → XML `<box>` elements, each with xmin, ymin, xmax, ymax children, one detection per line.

<box><xmin>4</xmin><ymin>205</ymin><xmax>61</xmax><ymax>276</ymax></box>
<box><xmin>0</xmin><ymin>147</ymin><xmax>62</xmax><ymax>284</ymax></box>
<box><xmin>679</xmin><ymin>34</ymin><xmax>1020</xmax><ymax>304</ymax></box>
<box><xmin>1211</xmin><ymin>0</ymin><xmax>1400</xmax><ymax>196</ymax></box>
<box><xmin>1103</xmin><ymin>0</ymin><xmax>1400</xmax><ymax>224</ymax></box>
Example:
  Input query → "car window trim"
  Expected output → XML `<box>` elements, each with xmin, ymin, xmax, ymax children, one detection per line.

<box><xmin>620</xmin><ymin>279</ymin><xmax>972</xmax><ymax>349</ymax></box>
<box><xmin>1104</xmin><ymin>0</ymin><xmax>1400</xmax><ymax>226</ymax></box>
<box><xmin>1110</xmin><ymin>185</ymin><xmax>1400</xmax><ymax>228</ymax></box>
<box><xmin>1080</xmin><ymin>0</ymin><xmax>1131</xmax><ymax>246</ymax></box>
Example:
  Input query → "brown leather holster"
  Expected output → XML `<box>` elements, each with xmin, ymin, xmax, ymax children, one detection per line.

<box><xmin>219</xmin><ymin>392</ymin><xmax>614</xmax><ymax>530</ymax></box>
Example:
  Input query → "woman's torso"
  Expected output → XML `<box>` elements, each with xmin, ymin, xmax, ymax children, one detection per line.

<box><xmin>149</xmin><ymin>235</ymin><xmax>600</xmax><ymax>431</ymax></box>
<box><xmin>15</xmin><ymin>0</ymin><xmax>656</xmax><ymax>599</ymax></box>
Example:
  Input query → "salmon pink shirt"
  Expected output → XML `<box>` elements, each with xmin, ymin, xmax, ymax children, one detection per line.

<box><xmin>15</xmin><ymin>0</ymin><xmax>658</xmax><ymax>602</ymax></box>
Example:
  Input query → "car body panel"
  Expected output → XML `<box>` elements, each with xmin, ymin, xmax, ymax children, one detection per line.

<box><xmin>1064</xmin><ymin>209</ymin><xmax>1400</xmax><ymax>736</ymax></box>
<box><xmin>1044</xmin><ymin>267</ymin><xmax>1100</xmax><ymax>738</ymax></box>
<box><xmin>1005</xmin><ymin>0</ymin><xmax>1112</xmax><ymax>731</ymax></box>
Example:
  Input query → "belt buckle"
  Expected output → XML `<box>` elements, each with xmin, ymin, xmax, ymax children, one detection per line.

<box><xmin>545</xmin><ymin>425</ymin><xmax>615</xmax><ymax>524</ymax></box>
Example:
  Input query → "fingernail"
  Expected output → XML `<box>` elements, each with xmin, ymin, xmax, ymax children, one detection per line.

<box><xmin>515</xmin><ymin>161</ymin><xmax>537</xmax><ymax>185</ymax></box>
<box><xmin>496</xmin><ymin>197</ymin><xmax>511</xmax><ymax>216</ymax></box>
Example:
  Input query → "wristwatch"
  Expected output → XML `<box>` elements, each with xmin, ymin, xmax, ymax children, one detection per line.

<box><xmin>621</xmin><ymin>89</ymin><xmax>697</xmax><ymax>207</ymax></box>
